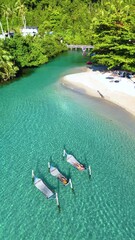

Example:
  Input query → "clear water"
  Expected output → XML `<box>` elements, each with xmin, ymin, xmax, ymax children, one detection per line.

<box><xmin>0</xmin><ymin>51</ymin><xmax>135</xmax><ymax>240</ymax></box>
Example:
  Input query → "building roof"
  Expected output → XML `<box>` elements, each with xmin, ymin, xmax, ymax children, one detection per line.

<box><xmin>21</xmin><ymin>26</ymin><xmax>38</xmax><ymax>30</ymax></box>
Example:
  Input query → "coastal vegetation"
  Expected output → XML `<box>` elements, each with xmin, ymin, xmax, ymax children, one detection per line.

<box><xmin>0</xmin><ymin>0</ymin><xmax>135</xmax><ymax>82</ymax></box>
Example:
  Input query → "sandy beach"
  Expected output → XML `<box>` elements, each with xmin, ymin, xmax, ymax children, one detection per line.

<box><xmin>61</xmin><ymin>67</ymin><xmax>135</xmax><ymax>117</ymax></box>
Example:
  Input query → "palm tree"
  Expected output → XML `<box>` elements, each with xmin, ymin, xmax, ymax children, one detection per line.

<box><xmin>0</xmin><ymin>42</ymin><xmax>18</xmax><ymax>82</ymax></box>
<box><xmin>15</xmin><ymin>0</ymin><xmax>27</xmax><ymax>28</ymax></box>
<box><xmin>1</xmin><ymin>4</ymin><xmax>12</xmax><ymax>38</ymax></box>
<box><xmin>0</xmin><ymin>21</ymin><xmax>5</xmax><ymax>39</ymax></box>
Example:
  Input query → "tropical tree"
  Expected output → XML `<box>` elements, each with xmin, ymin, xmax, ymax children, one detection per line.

<box><xmin>0</xmin><ymin>0</ymin><xmax>135</xmax><ymax>83</ymax></box>
<box><xmin>15</xmin><ymin>0</ymin><xmax>27</xmax><ymax>28</ymax></box>
<box><xmin>1</xmin><ymin>4</ymin><xmax>13</xmax><ymax>37</ymax></box>
<box><xmin>0</xmin><ymin>41</ymin><xmax>18</xmax><ymax>82</ymax></box>
<box><xmin>90</xmin><ymin>0</ymin><xmax>135</xmax><ymax>71</ymax></box>
<box><xmin>0</xmin><ymin>21</ymin><xmax>5</xmax><ymax>38</ymax></box>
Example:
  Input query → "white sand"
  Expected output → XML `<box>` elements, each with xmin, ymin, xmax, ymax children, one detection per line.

<box><xmin>62</xmin><ymin>68</ymin><xmax>135</xmax><ymax>117</ymax></box>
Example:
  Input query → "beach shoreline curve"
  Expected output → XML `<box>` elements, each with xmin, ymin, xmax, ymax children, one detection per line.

<box><xmin>61</xmin><ymin>67</ymin><xmax>135</xmax><ymax>117</ymax></box>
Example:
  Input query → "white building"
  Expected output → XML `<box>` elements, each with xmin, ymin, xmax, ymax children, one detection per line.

<box><xmin>21</xmin><ymin>27</ymin><xmax>38</xmax><ymax>37</ymax></box>
<box><xmin>0</xmin><ymin>34</ymin><xmax>5</xmax><ymax>39</ymax></box>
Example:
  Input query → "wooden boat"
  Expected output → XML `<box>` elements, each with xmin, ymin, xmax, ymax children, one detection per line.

<box><xmin>63</xmin><ymin>150</ymin><xmax>86</xmax><ymax>171</ymax></box>
<box><xmin>32</xmin><ymin>170</ymin><xmax>60</xmax><ymax>210</ymax></box>
<box><xmin>32</xmin><ymin>170</ymin><xmax>55</xmax><ymax>199</ymax></box>
<box><xmin>48</xmin><ymin>163</ymin><xmax>69</xmax><ymax>186</ymax></box>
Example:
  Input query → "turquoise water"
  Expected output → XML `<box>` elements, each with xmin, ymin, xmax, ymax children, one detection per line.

<box><xmin>0</xmin><ymin>51</ymin><xmax>135</xmax><ymax>240</ymax></box>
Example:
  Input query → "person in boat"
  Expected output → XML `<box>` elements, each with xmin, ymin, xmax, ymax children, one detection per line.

<box><xmin>73</xmin><ymin>162</ymin><xmax>85</xmax><ymax>170</ymax></box>
<box><xmin>59</xmin><ymin>176</ymin><xmax>68</xmax><ymax>184</ymax></box>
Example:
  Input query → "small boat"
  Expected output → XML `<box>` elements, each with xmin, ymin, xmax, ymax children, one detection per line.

<box><xmin>48</xmin><ymin>163</ymin><xmax>69</xmax><ymax>186</ymax></box>
<box><xmin>32</xmin><ymin>170</ymin><xmax>60</xmax><ymax>210</ymax></box>
<box><xmin>63</xmin><ymin>150</ymin><xmax>86</xmax><ymax>171</ymax></box>
<box><xmin>32</xmin><ymin>170</ymin><xmax>55</xmax><ymax>199</ymax></box>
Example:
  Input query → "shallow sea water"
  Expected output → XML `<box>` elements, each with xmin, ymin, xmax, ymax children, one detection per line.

<box><xmin>0</xmin><ymin>52</ymin><xmax>135</xmax><ymax>240</ymax></box>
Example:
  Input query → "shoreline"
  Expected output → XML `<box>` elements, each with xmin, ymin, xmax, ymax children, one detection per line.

<box><xmin>61</xmin><ymin>67</ymin><xmax>135</xmax><ymax>118</ymax></box>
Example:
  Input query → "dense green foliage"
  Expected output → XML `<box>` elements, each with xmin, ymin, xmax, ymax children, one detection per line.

<box><xmin>4</xmin><ymin>34</ymin><xmax>66</xmax><ymax>67</ymax></box>
<box><xmin>0</xmin><ymin>0</ymin><xmax>135</xmax><ymax>82</ymax></box>
<box><xmin>90</xmin><ymin>0</ymin><xmax>135</xmax><ymax>71</ymax></box>
<box><xmin>0</xmin><ymin>41</ymin><xmax>18</xmax><ymax>81</ymax></box>
<box><xmin>0</xmin><ymin>34</ymin><xmax>67</xmax><ymax>82</ymax></box>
